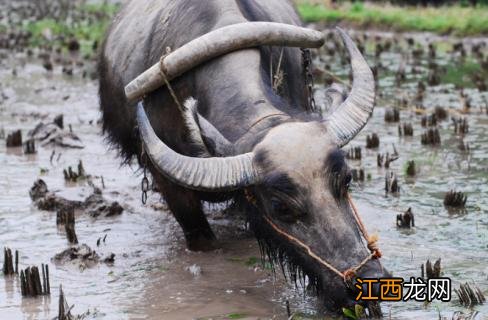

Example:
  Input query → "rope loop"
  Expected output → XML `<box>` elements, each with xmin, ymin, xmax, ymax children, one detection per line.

<box><xmin>343</xmin><ymin>269</ymin><xmax>356</xmax><ymax>281</ymax></box>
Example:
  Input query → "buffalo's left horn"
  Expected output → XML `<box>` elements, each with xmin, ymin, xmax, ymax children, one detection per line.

<box><xmin>324</xmin><ymin>28</ymin><xmax>375</xmax><ymax>147</ymax></box>
<box><xmin>137</xmin><ymin>102</ymin><xmax>258</xmax><ymax>191</ymax></box>
<box><xmin>125</xmin><ymin>22</ymin><xmax>325</xmax><ymax>101</ymax></box>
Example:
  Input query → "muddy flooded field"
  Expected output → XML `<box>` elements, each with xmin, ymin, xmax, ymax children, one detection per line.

<box><xmin>313</xmin><ymin>29</ymin><xmax>488</xmax><ymax>319</ymax></box>
<box><xmin>1</xmin><ymin>2</ymin><xmax>488</xmax><ymax>319</ymax></box>
<box><xmin>0</xmin><ymin>52</ymin><xmax>305</xmax><ymax>319</ymax></box>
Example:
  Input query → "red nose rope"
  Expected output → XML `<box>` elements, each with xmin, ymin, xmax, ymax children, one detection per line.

<box><xmin>259</xmin><ymin>193</ymin><xmax>381</xmax><ymax>282</ymax></box>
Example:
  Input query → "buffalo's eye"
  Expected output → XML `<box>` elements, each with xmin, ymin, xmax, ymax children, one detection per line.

<box><xmin>329</xmin><ymin>170</ymin><xmax>352</xmax><ymax>199</ymax></box>
<box><xmin>270</xmin><ymin>197</ymin><xmax>302</xmax><ymax>223</ymax></box>
<box><xmin>271</xmin><ymin>198</ymin><xmax>284</xmax><ymax>211</ymax></box>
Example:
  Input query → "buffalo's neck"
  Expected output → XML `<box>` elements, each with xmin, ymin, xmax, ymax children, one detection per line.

<box><xmin>194</xmin><ymin>49</ymin><xmax>290</xmax><ymax>150</ymax></box>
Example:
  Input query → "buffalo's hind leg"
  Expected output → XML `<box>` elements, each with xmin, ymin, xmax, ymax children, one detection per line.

<box><xmin>154</xmin><ymin>174</ymin><xmax>217</xmax><ymax>252</ymax></box>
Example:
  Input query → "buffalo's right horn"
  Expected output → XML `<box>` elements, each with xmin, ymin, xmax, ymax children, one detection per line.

<box><xmin>137</xmin><ymin>102</ymin><xmax>258</xmax><ymax>191</ymax></box>
<box><xmin>125</xmin><ymin>22</ymin><xmax>325</xmax><ymax>101</ymax></box>
<box><xmin>323</xmin><ymin>28</ymin><xmax>375</xmax><ymax>147</ymax></box>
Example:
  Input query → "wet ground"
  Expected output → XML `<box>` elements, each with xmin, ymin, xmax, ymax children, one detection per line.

<box><xmin>314</xmin><ymin>28</ymin><xmax>488</xmax><ymax>319</ymax></box>
<box><xmin>0</xmin><ymin>47</ymin><xmax>320</xmax><ymax>318</ymax></box>
<box><xmin>1</xmin><ymin>6</ymin><xmax>488</xmax><ymax>320</ymax></box>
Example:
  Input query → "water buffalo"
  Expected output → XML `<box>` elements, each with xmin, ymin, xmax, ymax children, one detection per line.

<box><xmin>99</xmin><ymin>0</ymin><xmax>389</xmax><ymax>313</ymax></box>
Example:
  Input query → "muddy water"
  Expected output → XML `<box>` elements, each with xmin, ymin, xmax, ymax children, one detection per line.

<box><xmin>0</xmin><ymin>54</ymin><xmax>303</xmax><ymax>319</ymax></box>
<box><xmin>0</xmin><ymin>29</ymin><xmax>487</xmax><ymax>319</ymax></box>
<box><xmin>314</xmin><ymin>29</ymin><xmax>488</xmax><ymax>319</ymax></box>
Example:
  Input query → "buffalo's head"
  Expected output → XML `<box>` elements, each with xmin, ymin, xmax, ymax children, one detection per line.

<box><xmin>134</xmin><ymin>27</ymin><xmax>389</xmax><ymax>312</ymax></box>
<box><xmin>246</xmin><ymin>121</ymin><xmax>389</xmax><ymax>311</ymax></box>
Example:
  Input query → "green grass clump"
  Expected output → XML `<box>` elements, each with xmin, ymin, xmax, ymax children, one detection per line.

<box><xmin>226</xmin><ymin>313</ymin><xmax>247</xmax><ymax>319</ymax></box>
<box><xmin>81</xmin><ymin>2</ymin><xmax>120</xmax><ymax>16</ymax></box>
<box><xmin>21</xmin><ymin>2</ymin><xmax>119</xmax><ymax>55</ymax></box>
<box><xmin>297</xmin><ymin>2</ymin><xmax>488</xmax><ymax>36</ymax></box>
<box><xmin>441</xmin><ymin>60</ymin><xmax>484</xmax><ymax>87</ymax></box>
<box><xmin>342</xmin><ymin>304</ymin><xmax>365</xmax><ymax>320</ymax></box>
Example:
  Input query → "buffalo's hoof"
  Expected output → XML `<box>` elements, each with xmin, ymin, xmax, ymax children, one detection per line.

<box><xmin>186</xmin><ymin>232</ymin><xmax>219</xmax><ymax>252</ymax></box>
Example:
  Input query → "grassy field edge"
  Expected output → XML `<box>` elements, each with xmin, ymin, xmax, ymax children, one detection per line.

<box><xmin>296</xmin><ymin>2</ymin><xmax>488</xmax><ymax>36</ymax></box>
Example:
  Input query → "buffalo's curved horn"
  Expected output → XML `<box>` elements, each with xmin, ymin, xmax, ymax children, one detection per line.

<box><xmin>125</xmin><ymin>22</ymin><xmax>325</xmax><ymax>101</ymax></box>
<box><xmin>137</xmin><ymin>102</ymin><xmax>258</xmax><ymax>191</ymax></box>
<box><xmin>323</xmin><ymin>28</ymin><xmax>375</xmax><ymax>147</ymax></box>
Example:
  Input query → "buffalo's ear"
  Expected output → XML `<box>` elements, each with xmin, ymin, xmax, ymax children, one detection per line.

<box><xmin>183</xmin><ymin>97</ymin><xmax>235</xmax><ymax>156</ymax></box>
<box><xmin>323</xmin><ymin>83</ymin><xmax>348</xmax><ymax>115</ymax></box>
<box><xmin>182</xmin><ymin>97</ymin><xmax>211</xmax><ymax>157</ymax></box>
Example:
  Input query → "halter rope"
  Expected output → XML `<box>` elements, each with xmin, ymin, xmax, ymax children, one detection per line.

<box><xmin>158</xmin><ymin>49</ymin><xmax>184</xmax><ymax>113</ymax></box>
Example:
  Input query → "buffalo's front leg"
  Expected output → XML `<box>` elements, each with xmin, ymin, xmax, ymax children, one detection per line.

<box><xmin>153</xmin><ymin>173</ymin><xmax>217</xmax><ymax>251</ymax></box>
